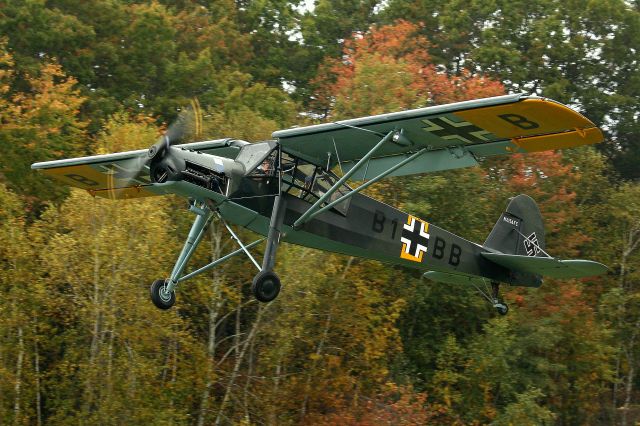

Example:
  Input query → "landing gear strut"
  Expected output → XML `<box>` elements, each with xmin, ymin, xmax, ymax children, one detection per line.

<box><xmin>472</xmin><ymin>279</ymin><xmax>510</xmax><ymax>315</ymax></box>
<box><xmin>149</xmin><ymin>201</ymin><xmax>213</xmax><ymax>310</ymax></box>
<box><xmin>148</xmin><ymin>192</ymin><xmax>288</xmax><ymax>309</ymax></box>
<box><xmin>251</xmin><ymin>194</ymin><xmax>286</xmax><ymax>303</ymax></box>
<box><xmin>491</xmin><ymin>281</ymin><xmax>509</xmax><ymax>316</ymax></box>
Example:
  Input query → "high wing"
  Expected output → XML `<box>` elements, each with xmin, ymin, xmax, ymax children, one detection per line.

<box><xmin>273</xmin><ymin>94</ymin><xmax>604</xmax><ymax>180</ymax></box>
<box><xmin>31</xmin><ymin>138</ymin><xmax>247</xmax><ymax>199</ymax></box>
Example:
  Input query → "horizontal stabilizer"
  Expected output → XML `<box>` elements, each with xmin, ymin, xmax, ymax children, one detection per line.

<box><xmin>423</xmin><ymin>271</ymin><xmax>488</xmax><ymax>286</ymax></box>
<box><xmin>481</xmin><ymin>252</ymin><xmax>608</xmax><ymax>279</ymax></box>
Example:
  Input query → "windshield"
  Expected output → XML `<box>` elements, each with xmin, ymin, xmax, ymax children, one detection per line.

<box><xmin>235</xmin><ymin>142</ymin><xmax>275</xmax><ymax>175</ymax></box>
<box><xmin>281</xmin><ymin>152</ymin><xmax>351</xmax><ymax>215</ymax></box>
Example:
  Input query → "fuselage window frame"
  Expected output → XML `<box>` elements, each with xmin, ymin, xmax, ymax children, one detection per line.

<box><xmin>280</xmin><ymin>152</ymin><xmax>351</xmax><ymax>216</ymax></box>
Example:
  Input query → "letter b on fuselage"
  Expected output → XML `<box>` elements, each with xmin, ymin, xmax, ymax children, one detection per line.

<box><xmin>432</xmin><ymin>236</ymin><xmax>461</xmax><ymax>267</ymax></box>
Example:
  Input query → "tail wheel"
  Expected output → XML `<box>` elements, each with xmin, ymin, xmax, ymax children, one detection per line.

<box><xmin>495</xmin><ymin>303</ymin><xmax>509</xmax><ymax>316</ymax></box>
<box><xmin>150</xmin><ymin>279</ymin><xmax>176</xmax><ymax>310</ymax></box>
<box><xmin>252</xmin><ymin>271</ymin><xmax>281</xmax><ymax>303</ymax></box>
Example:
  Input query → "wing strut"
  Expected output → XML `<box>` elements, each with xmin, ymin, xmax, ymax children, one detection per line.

<box><xmin>292</xmin><ymin>130</ymin><xmax>396</xmax><ymax>229</ymax></box>
<box><xmin>298</xmin><ymin>147</ymin><xmax>428</xmax><ymax>226</ymax></box>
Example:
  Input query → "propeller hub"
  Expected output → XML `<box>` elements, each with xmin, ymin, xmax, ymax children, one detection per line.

<box><xmin>148</xmin><ymin>135</ymin><xmax>171</xmax><ymax>159</ymax></box>
<box><xmin>148</xmin><ymin>145</ymin><xmax>159</xmax><ymax>159</ymax></box>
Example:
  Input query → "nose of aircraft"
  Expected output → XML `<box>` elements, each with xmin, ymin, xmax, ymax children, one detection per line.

<box><xmin>149</xmin><ymin>147</ymin><xmax>246</xmax><ymax>199</ymax></box>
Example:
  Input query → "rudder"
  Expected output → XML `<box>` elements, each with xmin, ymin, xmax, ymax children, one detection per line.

<box><xmin>484</xmin><ymin>194</ymin><xmax>545</xmax><ymax>257</ymax></box>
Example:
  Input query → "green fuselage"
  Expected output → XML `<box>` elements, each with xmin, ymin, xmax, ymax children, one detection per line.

<box><xmin>214</xmin><ymin>177</ymin><xmax>518</xmax><ymax>285</ymax></box>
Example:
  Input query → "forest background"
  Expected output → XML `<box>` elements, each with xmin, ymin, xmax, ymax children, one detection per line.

<box><xmin>1</xmin><ymin>0</ymin><xmax>640</xmax><ymax>424</ymax></box>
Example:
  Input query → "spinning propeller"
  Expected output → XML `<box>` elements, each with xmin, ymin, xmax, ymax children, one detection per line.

<box><xmin>147</xmin><ymin>98</ymin><xmax>203</xmax><ymax>184</ymax></box>
<box><xmin>118</xmin><ymin>98</ymin><xmax>203</xmax><ymax>189</ymax></box>
<box><xmin>148</xmin><ymin>98</ymin><xmax>202</xmax><ymax>161</ymax></box>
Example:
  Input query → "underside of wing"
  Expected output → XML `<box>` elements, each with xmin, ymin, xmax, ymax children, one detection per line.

<box><xmin>481</xmin><ymin>252</ymin><xmax>609</xmax><ymax>279</ymax></box>
<box><xmin>273</xmin><ymin>94</ymin><xmax>604</xmax><ymax>179</ymax></box>
<box><xmin>31</xmin><ymin>138</ymin><xmax>247</xmax><ymax>199</ymax></box>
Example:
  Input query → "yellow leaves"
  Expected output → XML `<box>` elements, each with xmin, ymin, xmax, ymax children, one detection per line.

<box><xmin>0</xmin><ymin>50</ymin><xmax>86</xmax><ymax>140</ymax></box>
<box><xmin>98</xmin><ymin>113</ymin><xmax>159</xmax><ymax>153</ymax></box>
<box><xmin>16</xmin><ymin>63</ymin><xmax>86</xmax><ymax>133</ymax></box>
<box><xmin>309</xmin><ymin>353</ymin><xmax>322</xmax><ymax>361</ymax></box>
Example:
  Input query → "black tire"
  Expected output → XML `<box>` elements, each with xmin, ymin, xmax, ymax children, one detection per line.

<box><xmin>496</xmin><ymin>303</ymin><xmax>509</xmax><ymax>316</ymax></box>
<box><xmin>251</xmin><ymin>271</ymin><xmax>281</xmax><ymax>303</ymax></box>
<box><xmin>150</xmin><ymin>279</ymin><xmax>176</xmax><ymax>310</ymax></box>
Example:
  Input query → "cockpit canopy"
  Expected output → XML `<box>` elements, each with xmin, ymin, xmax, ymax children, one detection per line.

<box><xmin>235</xmin><ymin>141</ymin><xmax>277</xmax><ymax>176</ymax></box>
<box><xmin>233</xmin><ymin>142</ymin><xmax>351</xmax><ymax>216</ymax></box>
<box><xmin>280</xmin><ymin>151</ymin><xmax>351</xmax><ymax>216</ymax></box>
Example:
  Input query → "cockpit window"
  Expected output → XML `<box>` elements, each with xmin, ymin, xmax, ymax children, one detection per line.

<box><xmin>248</xmin><ymin>150</ymin><xmax>277</xmax><ymax>178</ymax></box>
<box><xmin>236</xmin><ymin>142</ymin><xmax>275</xmax><ymax>175</ymax></box>
<box><xmin>281</xmin><ymin>152</ymin><xmax>351</xmax><ymax>215</ymax></box>
<box><xmin>234</xmin><ymin>149</ymin><xmax>351</xmax><ymax>215</ymax></box>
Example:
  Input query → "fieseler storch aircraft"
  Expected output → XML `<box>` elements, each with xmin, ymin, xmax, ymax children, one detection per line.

<box><xmin>32</xmin><ymin>94</ymin><xmax>608</xmax><ymax>315</ymax></box>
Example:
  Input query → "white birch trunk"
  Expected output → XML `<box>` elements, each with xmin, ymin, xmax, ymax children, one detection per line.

<box><xmin>215</xmin><ymin>305</ymin><xmax>266</xmax><ymax>425</ymax></box>
<box><xmin>301</xmin><ymin>257</ymin><xmax>353</xmax><ymax>418</ymax></box>
<box><xmin>197</xmin><ymin>222</ymin><xmax>225</xmax><ymax>426</ymax></box>
<box><xmin>34</xmin><ymin>326</ymin><xmax>42</xmax><ymax>426</ymax></box>
<box><xmin>13</xmin><ymin>326</ymin><xmax>23</xmax><ymax>426</ymax></box>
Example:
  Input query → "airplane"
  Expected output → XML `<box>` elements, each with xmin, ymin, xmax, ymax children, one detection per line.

<box><xmin>31</xmin><ymin>93</ymin><xmax>608</xmax><ymax>315</ymax></box>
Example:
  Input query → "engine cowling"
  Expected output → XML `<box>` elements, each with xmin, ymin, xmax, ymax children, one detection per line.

<box><xmin>149</xmin><ymin>146</ymin><xmax>243</xmax><ymax>195</ymax></box>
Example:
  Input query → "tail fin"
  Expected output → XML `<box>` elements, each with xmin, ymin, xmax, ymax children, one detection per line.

<box><xmin>426</xmin><ymin>194</ymin><xmax>608</xmax><ymax>288</ymax></box>
<box><xmin>484</xmin><ymin>194</ymin><xmax>545</xmax><ymax>257</ymax></box>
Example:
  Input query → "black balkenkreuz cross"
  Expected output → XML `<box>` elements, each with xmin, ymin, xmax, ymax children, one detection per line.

<box><xmin>400</xmin><ymin>216</ymin><xmax>430</xmax><ymax>263</ymax></box>
<box><xmin>421</xmin><ymin>116</ymin><xmax>492</xmax><ymax>144</ymax></box>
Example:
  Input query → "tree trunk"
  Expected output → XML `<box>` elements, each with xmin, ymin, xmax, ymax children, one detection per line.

<box><xmin>13</xmin><ymin>326</ymin><xmax>23</xmax><ymax>426</ymax></box>
<box><xmin>168</xmin><ymin>329</ymin><xmax>179</xmax><ymax>425</ymax></box>
<box><xmin>243</xmin><ymin>335</ymin><xmax>256</xmax><ymax>422</ymax></box>
<box><xmin>621</xmin><ymin>317</ymin><xmax>640</xmax><ymax>426</ymax></box>
<box><xmin>235</xmin><ymin>297</ymin><xmax>242</xmax><ymax>360</ymax></box>
<box><xmin>34</xmin><ymin>325</ymin><xmax>42</xmax><ymax>426</ymax></box>
<box><xmin>301</xmin><ymin>257</ymin><xmax>353</xmax><ymax>419</ymax></box>
<box><xmin>197</xmin><ymin>223</ymin><xmax>225</xmax><ymax>426</ymax></box>
<box><xmin>268</xmin><ymin>359</ymin><xmax>282</xmax><ymax>425</ymax></box>
<box><xmin>622</xmin><ymin>359</ymin><xmax>634</xmax><ymax>426</ymax></box>
<box><xmin>84</xmin><ymin>242</ymin><xmax>103</xmax><ymax>416</ymax></box>
<box><xmin>215</xmin><ymin>304</ymin><xmax>266</xmax><ymax>425</ymax></box>
<box><xmin>104</xmin><ymin>321</ymin><xmax>115</xmax><ymax>419</ymax></box>
<box><xmin>196</xmin><ymin>291</ymin><xmax>223</xmax><ymax>426</ymax></box>
<box><xmin>613</xmin><ymin>350</ymin><xmax>621</xmax><ymax>417</ymax></box>
<box><xmin>616</xmin><ymin>224</ymin><xmax>640</xmax><ymax>424</ymax></box>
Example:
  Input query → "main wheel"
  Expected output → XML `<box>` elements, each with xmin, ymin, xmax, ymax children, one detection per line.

<box><xmin>150</xmin><ymin>279</ymin><xmax>176</xmax><ymax>310</ymax></box>
<box><xmin>495</xmin><ymin>303</ymin><xmax>509</xmax><ymax>316</ymax></box>
<box><xmin>251</xmin><ymin>271</ymin><xmax>281</xmax><ymax>303</ymax></box>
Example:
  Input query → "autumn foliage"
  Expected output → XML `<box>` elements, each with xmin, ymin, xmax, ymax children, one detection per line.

<box><xmin>312</xmin><ymin>20</ymin><xmax>504</xmax><ymax>119</ymax></box>
<box><xmin>1</xmin><ymin>4</ymin><xmax>639</xmax><ymax>425</ymax></box>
